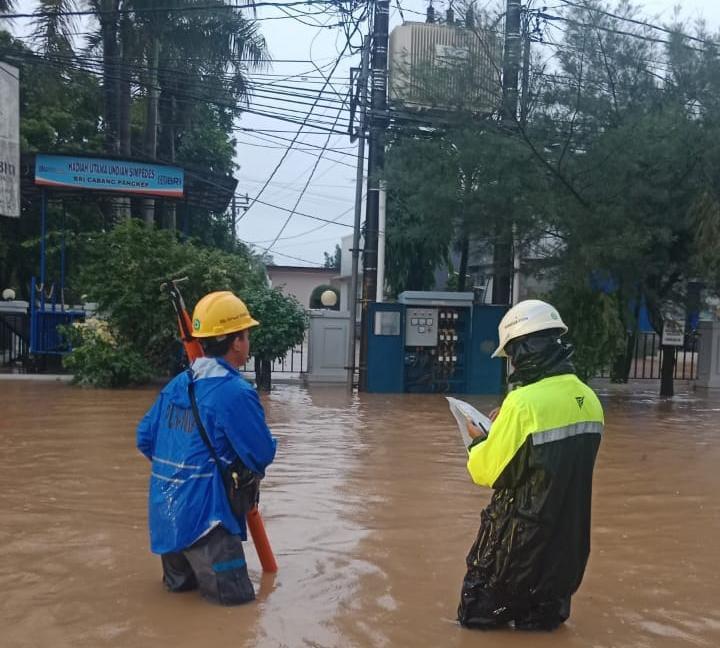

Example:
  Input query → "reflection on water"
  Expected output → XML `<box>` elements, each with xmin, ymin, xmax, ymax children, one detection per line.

<box><xmin>0</xmin><ymin>381</ymin><xmax>718</xmax><ymax>647</ymax></box>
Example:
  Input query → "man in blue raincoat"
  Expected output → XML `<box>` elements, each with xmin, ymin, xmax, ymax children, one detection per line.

<box><xmin>137</xmin><ymin>291</ymin><xmax>276</xmax><ymax>605</ymax></box>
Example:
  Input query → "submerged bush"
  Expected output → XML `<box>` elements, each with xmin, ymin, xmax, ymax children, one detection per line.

<box><xmin>60</xmin><ymin>319</ymin><xmax>153</xmax><ymax>388</ymax></box>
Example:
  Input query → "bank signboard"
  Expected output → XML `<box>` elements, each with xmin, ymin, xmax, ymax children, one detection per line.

<box><xmin>35</xmin><ymin>154</ymin><xmax>184</xmax><ymax>198</ymax></box>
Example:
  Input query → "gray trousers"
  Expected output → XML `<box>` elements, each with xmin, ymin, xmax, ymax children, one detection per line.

<box><xmin>161</xmin><ymin>525</ymin><xmax>255</xmax><ymax>605</ymax></box>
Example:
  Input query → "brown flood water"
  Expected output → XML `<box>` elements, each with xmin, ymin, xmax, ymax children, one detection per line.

<box><xmin>1</xmin><ymin>380</ymin><xmax>720</xmax><ymax>648</ymax></box>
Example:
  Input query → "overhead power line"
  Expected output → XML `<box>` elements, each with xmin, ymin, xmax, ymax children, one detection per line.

<box><xmin>0</xmin><ymin>1</ymin><xmax>347</xmax><ymax>20</ymax></box>
<box><xmin>0</xmin><ymin>47</ymin><xmax>353</xmax><ymax>134</ymax></box>
<box><xmin>247</xmin><ymin>202</ymin><xmax>356</xmax><ymax>244</ymax></box>
<box><xmin>259</xmin><ymin>248</ymin><xmax>325</xmax><ymax>267</ymax></box>
<box><xmin>242</xmin><ymin>4</ymin><xmax>367</xmax><ymax>218</ymax></box>
<box><xmin>538</xmin><ymin>10</ymin><xmax>706</xmax><ymax>53</ymax></box>
<box><xmin>0</xmin><ymin>46</ymin><xmax>352</xmax><ymax>109</ymax></box>
<box><xmin>555</xmin><ymin>0</ymin><xmax>717</xmax><ymax>48</ymax></box>
<box><xmin>261</xmin><ymin>87</ymin><xmax>351</xmax><ymax>254</ymax></box>
<box><xmin>250</xmin><ymin>198</ymin><xmax>354</xmax><ymax>228</ymax></box>
<box><xmin>239</xmin><ymin>129</ymin><xmax>356</xmax><ymax>154</ymax></box>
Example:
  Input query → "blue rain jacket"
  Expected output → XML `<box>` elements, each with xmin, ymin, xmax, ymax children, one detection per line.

<box><xmin>136</xmin><ymin>357</ymin><xmax>276</xmax><ymax>555</ymax></box>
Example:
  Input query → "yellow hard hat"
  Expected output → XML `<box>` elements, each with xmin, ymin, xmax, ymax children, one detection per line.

<box><xmin>191</xmin><ymin>291</ymin><xmax>259</xmax><ymax>338</ymax></box>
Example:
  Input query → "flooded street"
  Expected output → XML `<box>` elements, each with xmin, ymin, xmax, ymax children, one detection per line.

<box><xmin>1</xmin><ymin>379</ymin><xmax>719</xmax><ymax>648</ymax></box>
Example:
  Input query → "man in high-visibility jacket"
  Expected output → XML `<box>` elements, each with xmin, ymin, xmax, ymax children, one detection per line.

<box><xmin>458</xmin><ymin>299</ymin><xmax>603</xmax><ymax>631</ymax></box>
<box><xmin>137</xmin><ymin>291</ymin><xmax>276</xmax><ymax>605</ymax></box>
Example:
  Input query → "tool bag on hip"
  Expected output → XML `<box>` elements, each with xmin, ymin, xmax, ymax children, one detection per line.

<box><xmin>187</xmin><ymin>372</ymin><xmax>261</xmax><ymax>518</ymax></box>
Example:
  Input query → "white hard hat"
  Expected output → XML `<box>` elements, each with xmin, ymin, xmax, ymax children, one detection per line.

<box><xmin>492</xmin><ymin>299</ymin><xmax>568</xmax><ymax>358</ymax></box>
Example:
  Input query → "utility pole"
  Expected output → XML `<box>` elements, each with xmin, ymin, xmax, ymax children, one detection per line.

<box><xmin>492</xmin><ymin>0</ymin><xmax>522</xmax><ymax>305</ymax></box>
<box><xmin>347</xmin><ymin>36</ymin><xmax>370</xmax><ymax>392</ymax></box>
<box><xmin>231</xmin><ymin>194</ymin><xmax>237</xmax><ymax>242</ymax></box>
<box><xmin>359</xmin><ymin>0</ymin><xmax>390</xmax><ymax>391</ymax></box>
<box><xmin>376</xmin><ymin>181</ymin><xmax>386</xmax><ymax>303</ymax></box>
<box><xmin>501</xmin><ymin>0</ymin><xmax>522</xmax><ymax>124</ymax></box>
<box><xmin>520</xmin><ymin>13</ymin><xmax>532</xmax><ymax>129</ymax></box>
<box><xmin>231</xmin><ymin>193</ymin><xmax>250</xmax><ymax>242</ymax></box>
<box><xmin>512</xmin><ymin>15</ymin><xmax>532</xmax><ymax>305</ymax></box>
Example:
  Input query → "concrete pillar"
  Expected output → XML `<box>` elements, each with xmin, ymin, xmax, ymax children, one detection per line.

<box><xmin>696</xmin><ymin>321</ymin><xmax>720</xmax><ymax>391</ymax></box>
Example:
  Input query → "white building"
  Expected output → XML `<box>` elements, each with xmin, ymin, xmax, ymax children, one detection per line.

<box><xmin>267</xmin><ymin>265</ymin><xmax>342</xmax><ymax>309</ymax></box>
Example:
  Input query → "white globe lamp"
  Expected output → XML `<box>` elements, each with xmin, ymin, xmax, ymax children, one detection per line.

<box><xmin>320</xmin><ymin>289</ymin><xmax>338</xmax><ymax>308</ymax></box>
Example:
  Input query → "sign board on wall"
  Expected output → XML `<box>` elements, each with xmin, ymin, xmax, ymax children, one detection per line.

<box><xmin>661</xmin><ymin>319</ymin><xmax>685</xmax><ymax>346</ymax></box>
<box><xmin>0</xmin><ymin>62</ymin><xmax>20</xmax><ymax>218</ymax></box>
<box><xmin>34</xmin><ymin>154</ymin><xmax>184</xmax><ymax>198</ymax></box>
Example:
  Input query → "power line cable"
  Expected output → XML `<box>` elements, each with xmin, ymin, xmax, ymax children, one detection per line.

<box><xmin>260</xmin><ymin>248</ymin><xmax>325</xmax><ymax>266</ymax></box>
<box><xmin>242</xmin><ymin>5</ymin><xmax>367</xmax><ymax>218</ymax></box>
<box><xmin>247</xmin><ymin>201</ymin><xmax>357</xmax><ymax>244</ymax></box>
<box><xmin>236</xmin><ymin>136</ymin><xmax>356</xmax><ymax>160</ymax></box>
<box><xmin>0</xmin><ymin>1</ymin><xmax>348</xmax><ymax>20</ymax></box>
<box><xmin>2</xmin><ymin>46</ymin><xmax>353</xmax><ymax>110</ymax></box>
<box><xmin>0</xmin><ymin>47</ymin><xmax>354</xmax><ymax>133</ymax></box>
<box><xmin>537</xmin><ymin>10</ymin><xmax>705</xmax><ymax>53</ymax></box>
<box><xmin>239</xmin><ymin>129</ymin><xmax>356</xmax><ymax>153</ymax></box>
<box><xmin>272</xmin><ymin>232</ymin><xmax>348</xmax><ymax>249</ymax></box>
<box><xmin>250</xmin><ymin>198</ymin><xmax>354</xmax><ymax>227</ymax></box>
<box><xmin>395</xmin><ymin>0</ymin><xmax>406</xmax><ymax>23</ymax></box>
<box><xmin>555</xmin><ymin>0</ymin><xmax>716</xmax><ymax>48</ymax></box>
<box><xmin>261</xmin><ymin>86</ymin><xmax>352</xmax><ymax>254</ymax></box>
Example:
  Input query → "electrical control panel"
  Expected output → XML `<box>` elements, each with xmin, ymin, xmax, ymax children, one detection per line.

<box><xmin>404</xmin><ymin>306</ymin><xmax>468</xmax><ymax>393</ymax></box>
<box><xmin>367</xmin><ymin>300</ymin><xmax>505</xmax><ymax>395</ymax></box>
<box><xmin>405</xmin><ymin>307</ymin><xmax>438</xmax><ymax>347</ymax></box>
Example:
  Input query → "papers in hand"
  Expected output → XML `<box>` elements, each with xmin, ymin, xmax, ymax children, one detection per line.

<box><xmin>446</xmin><ymin>397</ymin><xmax>492</xmax><ymax>450</ymax></box>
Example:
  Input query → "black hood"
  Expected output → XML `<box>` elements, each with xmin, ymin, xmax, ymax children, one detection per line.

<box><xmin>507</xmin><ymin>332</ymin><xmax>576</xmax><ymax>387</ymax></box>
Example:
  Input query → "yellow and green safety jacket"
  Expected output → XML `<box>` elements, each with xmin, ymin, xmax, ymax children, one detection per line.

<box><xmin>459</xmin><ymin>373</ymin><xmax>603</xmax><ymax>625</ymax></box>
<box><xmin>467</xmin><ymin>373</ymin><xmax>603</xmax><ymax>488</ymax></box>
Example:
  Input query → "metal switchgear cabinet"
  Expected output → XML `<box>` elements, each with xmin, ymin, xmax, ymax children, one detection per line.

<box><xmin>366</xmin><ymin>293</ymin><xmax>505</xmax><ymax>394</ymax></box>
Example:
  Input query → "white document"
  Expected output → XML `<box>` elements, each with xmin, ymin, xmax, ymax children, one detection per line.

<box><xmin>446</xmin><ymin>397</ymin><xmax>492</xmax><ymax>450</ymax></box>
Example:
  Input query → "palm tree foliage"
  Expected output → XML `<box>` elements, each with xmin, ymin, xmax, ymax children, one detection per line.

<box><xmin>29</xmin><ymin>0</ymin><xmax>267</xmax><ymax>178</ymax></box>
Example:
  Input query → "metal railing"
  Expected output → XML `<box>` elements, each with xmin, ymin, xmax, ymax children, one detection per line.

<box><xmin>0</xmin><ymin>313</ymin><xmax>29</xmax><ymax>368</ymax></box>
<box><xmin>597</xmin><ymin>332</ymin><xmax>698</xmax><ymax>381</ymax></box>
<box><xmin>242</xmin><ymin>341</ymin><xmax>308</xmax><ymax>375</ymax></box>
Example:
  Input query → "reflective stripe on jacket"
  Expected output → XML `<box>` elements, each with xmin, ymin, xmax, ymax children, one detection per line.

<box><xmin>467</xmin><ymin>373</ymin><xmax>603</xmax><ymax>488</ymax></box>
<box><xmin>462</xmin><ymin>373</ymin><xmax>603</xmax><ymax>606</ymax></box>
<box><xmin>136</xmin><ymin>357</ymin><xmax>276</xmax><ymax>555</ymax></box>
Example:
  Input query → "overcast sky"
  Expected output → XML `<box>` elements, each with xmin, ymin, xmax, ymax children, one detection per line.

<box><xmin>8</xmin><ymin>0</ymin><xmax>720</xmax><ymax>266</ymax></box>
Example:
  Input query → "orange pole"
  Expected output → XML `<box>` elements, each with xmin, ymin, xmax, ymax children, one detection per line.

<box><xmin>166</xmin><ymin>281</ymin><xmax>278</xmax><ymax>573</ymax></box>
<box><xmin>246</xmin><ymin>506</ymin><xmax>278</xmax><ymax>573</ymax></box>
<box><xmin>178</xmin><ymin>312</ymin><xmax>204</xmax><ymax>362</ymax></box>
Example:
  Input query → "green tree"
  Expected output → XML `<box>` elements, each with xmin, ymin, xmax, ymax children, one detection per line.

<box><xmin>70</xmin><ymin>219</ymin><xmax>266</xmax><ymax>375</ymax></box>
<box><xmin>530</xmin><ymin>2</ymin><xmax>720</xmax><ymax>395</ymax></box>
<box><xmin>61</xmin><ymin>318</ymin><xmax>154</xmax><ymax>387</ymax></box>
<box><xmin>29</xmin><ymin>0</ymin><xmax>267</xmax><ymax>233</ymax></box>
<box><xmin>383</xmin><ymin>135</ymin><xmax>454</xmax><ymax>294</ymax></box>
<box><xmin>323</xmin><ymin>245</ymin><xmax>341</xmax><ymax>270</ymax></box>
<box><xmin>243</xmin><ymin>286</ymin><xmax>308</xmax><ymax>391</ymax></box>
<box><xmin>549</xmin><ymin>281</ymin><xmax>626</xmax><ymax>382</ymax></box>
<box><xmin>384</xmin><ymin>125</ymin><xmax>550</xmax><ymax>295</ymax></box>
<box><xmin>383</xmin><ymin>0</ymin><xmax>720</xmax><ymax>398</ymax></box>
<box><xmin>64</xmin><ymin>220</ymin><xmax>308</xmax><ymax>389</ymax></box>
